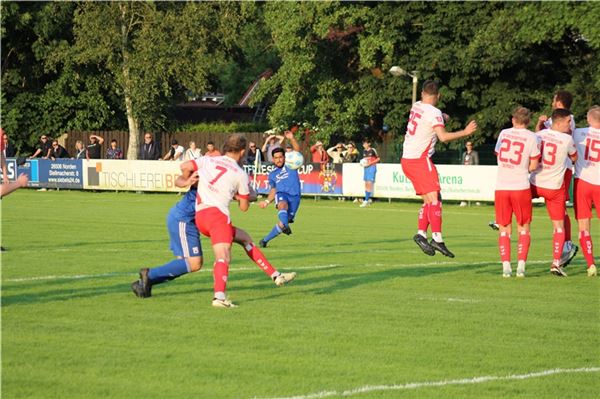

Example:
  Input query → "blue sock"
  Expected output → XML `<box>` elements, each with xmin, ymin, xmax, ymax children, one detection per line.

<box><xmin>277</xmin><ymin>210</ymin><xmax>289</xmax><ymax>227</ymax></box>
<box><xmin>264</xmin><ymin>225</ymin><xmax>282</xmax><ymax>243</ymax></box>
<box><xmin>365</xmin><ymin>191</ymin><xmax>372</xmax><ymax>201</ymax></box>
<box><xmin>148</xmin><ymin>258</ymin><xmax>189</xmax><ymax>285</ymax></box>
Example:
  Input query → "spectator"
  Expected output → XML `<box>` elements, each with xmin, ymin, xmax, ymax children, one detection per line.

<box><xmin>342</xmin><ymin>141</ymin><xmax>359</xmax><ymax>163</ymax></box>
<box><xmin>163</xmin><ymin>139</ymin><xmax>184</xmax><ymax>161</ymax></box>
<box><xmin>49</xmin><ymin>140</ymin><xmax>70</xmax><ymax>160</ymax></box>
<box><xmin>106</xmin><ymin>139</ymin><xmax>124</xmax><ymax>159</ymax></box>
<box><xmin>245</xmin><ymin>141</ymin><xmax>263</xmax><ymax>165</ymax></box>
<box><xmin>327</xmin><ymin>143</ymin><xmax>346</xmax><ymax>164</ymax></box>
<box><xmin>1</xmin><ymin>129</ymin><xmax>28</xmax><ymax>199</ymax></box>
<box><xmin>460</xmin><ymin>141</ymin><xmax>480</xmax><ymax>207</ymax></box>
<box><xmin>310</xmin><ymin>140</ymin><xmax>330</xmax><ymax>164</ymax></box>
<box><xmin>2</xmin><ymin>132</ymin><xmax>16</xmax><ymax>158</ymax></box>
<box><xmin>284</xmin><ymin>143</ymin><xmax>294</xmax><ymax>152</ymax></box>
<box><xmin>204</xmin><ymin>141</ymin><xmax>221</xmax><ymax>157</ymax></box>
<box><xmin>74</xmin><ymin>140</ymin><xmax>87</xmax><ymax>159</ymax></box>
<box><xmin>30</xmin><ymin>135</ymin><xmax>53</xmax><ymax>158</ymax></box>
<box><xmin>87</xmin><ymin>134</ymin><xmax>104</xmax><ymax>159</ymax></box>
<box><xmin>140</xmin><ymin>133</ymin><xmax>161</xmax><ymax>160</ymax></box>
<box><xmin>184</xmin><ymin>141</ymin><xmax>202</xmax><ymax>160</ymax></box>
<box><xmin>262</xmin><ymin>134</ymin><xmax>284</xmax><ymax>162</ymax></box>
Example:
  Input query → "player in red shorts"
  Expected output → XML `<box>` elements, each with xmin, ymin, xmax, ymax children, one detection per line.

<box><xmin>400</xmin><ymin>80</ymin><xmax>477</xmax><ymax>258</ymax></box>
<box><xmin>494</xmin><ymin>107</ymin><xmax>541</xmax><ymax>278</ymax></box>
<box><xmin>573</xmin><ymin>106</ymin><xmax>600</xmax><ymax>277</ymax></box>
<box><xmin>530</xmin><ymin>109</ymin><xmax>578</xmax><ymax>277</ymax></box>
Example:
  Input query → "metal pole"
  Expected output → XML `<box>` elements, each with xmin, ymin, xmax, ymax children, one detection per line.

<box><xmin>411</xmin><ymin>75</ymin><xmax>418</xmax><ymax>104</ymax></box>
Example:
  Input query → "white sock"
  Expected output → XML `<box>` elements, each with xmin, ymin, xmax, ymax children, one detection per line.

<box><xmin>418</xmin><ymin>230</ymin><xmax>427</xmax><ymax>238</ymax></box>
<box><xmin>432</xmin><ymin>232</ymin><xmax>443</xmax><ymax>243</ymax></box>
<box><xmin>214</xmin><ymin>291</ymin><xmax>226</xmax><ymax>300</ymax></box>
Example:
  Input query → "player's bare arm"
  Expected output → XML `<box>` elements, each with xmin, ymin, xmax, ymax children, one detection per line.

<box><xmin>175</xmin><ymin>160</ymin><xmax>196</xmax><ymax>187</ymax></box>
<box><xmin>175</xmin><ymin>171</ymin><xmax>198</xmax><ymax>188</ymax></box>
<box><xmin>536</xmin><ymin>115</ymin><xmax>548</xmax><ymax>132</ymax></box>
<box><xmin>259</xmin><ymin>188</ymin><xmax>276</xmax><ymax>209</ymax></box>
<box><xmin>434</xmin><ymin>120</ymin><xmax>477</xmax><ymax>143</ymax></box>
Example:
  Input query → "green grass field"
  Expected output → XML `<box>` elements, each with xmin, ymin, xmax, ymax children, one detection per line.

<box><xmin>1</xmin><ymin>190</ymin><xmax>599</xmax><ymax>399</ymax></box>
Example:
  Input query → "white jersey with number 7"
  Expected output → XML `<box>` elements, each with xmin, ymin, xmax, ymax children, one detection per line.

<box><xmin>402</xmin><ymin>101</ymin><xmax>445</xmax><ymax>159</ymax></box>
<box><xmin>529</xmin><ymin>129</ymin><xmax>576</xmax><ymax>190</ymax></box>
<box><xmin>494</xmin><ymin>128</ymin><xmax>540</xmax><ymax>191</ymax></box>
<box><xmin>191</xmin><ymin>155</ymin><xmax>250</xmax><ymax>217</ymax></box>
<box><xmin>573</xmin><ymin>127</ymin><xmax>600</xmax><ymax>185</ymax></box>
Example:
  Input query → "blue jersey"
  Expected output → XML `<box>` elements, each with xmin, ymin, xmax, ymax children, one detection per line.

<box><xmin>268</xmin><ymin>166</ymin><xmax>301</xmax><ymax>196</ymax></box>
<box><xmin>170</xmin><ymin>188</ymin><xmax>197</xmax><ymax>222</ymax></box>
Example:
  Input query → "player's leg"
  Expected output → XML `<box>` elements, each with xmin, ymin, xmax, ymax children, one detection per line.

<box><xmin>545</xmin><ymin>191</ymin><xmax>567</xmax><ymax>276</ymax></box>
<box><xmin>560</xmin><ymin>169</ymin><xmax>578</xmax><ymax>266</ymax></box>
<box><xmin>424</xmin><ymin>191</ymin><xmax>454</xmax><ymax>258</ymax></box>
<box><xmin>261</xmin><ymin>195</ymin><xmax>290</xmax><ymax>247</ymax></box>
<box><xmin>131</xmin><ymin>216</ymin><xmax>202</xmax><ymax>298</ymax></box>
<box><xmin>514</xmin><ymin>189</ymin><xmax>533</xmax><ymax>277</ymax></box>
<box><xmin>574</xmin><ymin>179</ymin><xmax>598</xmax><ymax>277</ymax></box>
<box><xmin>234</xmin><ymin>227</ymin><xmax>297</xmax><ymax>286</ymax></box>
<box><xmin>495</xmin><ymin>190</ymin><xmax>513</xmax><ymax>277</ymax></box>
<box><xmin>211</xmin><ymin>242</ymin><xmax>235</xmax><ymax>307</ymax></box>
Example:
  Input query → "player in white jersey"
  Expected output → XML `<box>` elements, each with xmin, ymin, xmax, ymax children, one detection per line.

<box><xmin>400</xmin><ymin>80</ymin><xmax>477</xmax><ymax>258</ymax></box>
<box><xmin>535</xmin><ymin>90</ymin><xmax>578</xmax><ymax>266</ymax></box>
<box><xmin>572</xmin><ymin>106</ymin><xmax>600</xmax><ymax>277</ymax></box>
<box><xmin>177</xmin><ymin>134</ymin><xmax>296</xmax><ymax>308</ymax></box>
<box><xmin>494</xmin><ymin>107</ymin><xmax>541</xmax><ymax>277</ymax></box>
<box><xmin>529</xmin><ymin>109</ymin><xmax>578</xmax><ymax>276</ymax></box>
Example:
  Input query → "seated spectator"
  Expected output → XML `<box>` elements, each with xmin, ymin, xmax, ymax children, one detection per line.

<box><xmin>245</xmin><ymin>141</ymin><xmax>263</xmax><ymax>165</ymax></box>
<box><xmin>310</xmin><ymin>140</ymin><xmax>330</xmax><ymax>164</ymax></box>
<box><xmin>30</xmin><ymin>134</ymin><xmax>53</xmax><ymax>158</ymax></box>
<box><xmin>74</xmin><ymin>140</ymin><xmax>86</xmax><ymax>159</ymax></box>
<box><xmin>327</xmin><ymin>143</ymin><xmax>346</xmax><ymax>164</ymax></box>
<box><xmin>106</xmin><ymin>139</ymin><xmax>124</xmax><ymax>159</ymax></box>
<box><xmin>184</xmin><ymin>141</ymin><xmax>202</xmax><ymax>160</ymax></box>
<box><xmin>163</xmin><ymin>139</ymin><xmax>184</xmax><ymax>160</ymax></box>
<box><xmin>262</xmin><ymin>134</ymin><xmax>284</xmax><ymax>162</ymax></box>
<box><xmin>49</xmin><ymin>140</ymin><xmax>70</xmax><ymax>160</ymax></box>
<box><xmin>87</xmin><ymin>134</ymin><xmax>104</xmax><ymax>159</ymax></box>
<box><xmin>204</xmin><ymin>141</ymin><xmax>221</xmax><ymax>157</ymax></box>
<box><xmin>342</xmin><ymin>141</ymin><xmax>359</xmax><ymax>163</ymax></box>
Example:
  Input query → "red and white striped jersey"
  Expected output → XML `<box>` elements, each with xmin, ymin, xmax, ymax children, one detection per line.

<box><xmin>530</xmin><ymin>129</ymin><xmax>576</xmax><ymax>190</ymax></box>
<box><xmin>401</xmin><ymin>101</ymin><xmax>445</xmax><ymax>159</ymax></box>
<box><xmin>573</xmin><ymin>127</ymin><xmax>600</xmax><ymax>185</ymax></box>
<box><xmin>191</xmin><ymin>155</ymin><xmax>249</xmax><ymax>217</ymax></box>
<box><xmin>494</xmin><ymin>128</ymin><xmax>540</xmax><ymax>190</ymax></box>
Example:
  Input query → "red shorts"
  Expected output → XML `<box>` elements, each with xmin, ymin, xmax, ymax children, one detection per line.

<box><xmin>574</xmin><ymin>178</ymin><xmax>600</xmax><ymax>220</ymax></box>
<box><xmin>195</xmin><ymin>207</ymin><xmax>235</xmax><ymax>245</ymax></box>
<box><xmin>401</xmin><ymin>157</ymin><xmax>440</xmax><ymax>195</ymax></box>
<box><xmin>562</xmin><ymin>168</ymin><xmax>573</xmax><ymax>202</ymax></box>
<box><xmin>530</xmin><ymin>184</ymin><xmax>565</xmax><ymax>221</ymax></box>
<box><xmin>495</xmin><ymin>189</ymin><xmax>533</xmax><ymax>226</ymax></box>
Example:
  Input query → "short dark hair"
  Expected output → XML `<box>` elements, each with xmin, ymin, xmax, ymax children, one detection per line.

<box><xmin>555</xmin><ymin>90</ymin><xmax>573</xmax><ymax>110</ymax></box>
<box><xmin>422</xmin><ymin>80</ymin><xmax>439</xmax><ymax>96</ymax></box>
<box><xmin>222</xmin><ymin>133</ymin><xmax>247</xmax><ymax>153</ymax></box>
<box><xmin>111</xmin><ymin>139</ymin><xmax>117</xmax><ymax>144</ymax></box>
<box><xmin>551</xmin><ymin>108</ymin><xmax>571</xmax><ymax>122</ymax></box>
<box><xmin>272</xmin><ymin>147</ymin><xmax>284</xmax><ymax>157</ymax></box>
<box><xmin>171</xmin><ymin>139</ymin><xmax>178</xmax><ymax>145</ymax></box>
<box><xmin>207</xmin><ymin>141</ymin><xmax>215</xmax><ymax>146</ymax></box>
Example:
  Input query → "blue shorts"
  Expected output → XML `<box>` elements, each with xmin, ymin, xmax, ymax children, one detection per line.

<box><xmin>363</xmin><ymin>165</ymin><xmax>377</xmax><ymax>182</ymax></box>
<box><xmin>275</xmin><ymin>193</ymin><xmax>301</xmax><ymax>222</ymax></box>
<box><xmin>167</xmin><ymin>211</ymin><xmax>202</xmax><ymax>258</ymax></box>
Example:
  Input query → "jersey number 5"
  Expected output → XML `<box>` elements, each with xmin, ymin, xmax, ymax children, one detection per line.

<box><xmin>406</xmin><ymin>111</ymin><xmax>422</xmax><ymax>135</ymax></box>
<box><xmin>584</xmin><ymin>138</ymin><xmax>600</xmax><ymax>162</ymax></box>
<box><xmin>498</xmin><ymin>139</ymin><xmax>524</xmax><ymax>165</ymax></box>
<box><xmin>209</xmin><ymin>165</ymin><xmax>228</xmax><ymax>185</ymax></box>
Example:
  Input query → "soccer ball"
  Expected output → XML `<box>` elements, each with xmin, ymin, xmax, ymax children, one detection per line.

<box><xmin>285</xmin><ymin>151</ymin><xmax>304</xmax><ymax>170</ymax></box>
<box><xmin>359</xmin><ymin>158</ymin><xmax>369</xmax><ymax>167</ymax></box>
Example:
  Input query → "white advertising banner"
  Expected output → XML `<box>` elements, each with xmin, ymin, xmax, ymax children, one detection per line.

<box><xmin>343</xmin><ymin>163</ymin><xmax>498</xmax><ymax>201</ymax></box>
<box><xmin>83</xmin><ymin>160</ymin><xmax>185</xmax><ymax>192</ymax></box>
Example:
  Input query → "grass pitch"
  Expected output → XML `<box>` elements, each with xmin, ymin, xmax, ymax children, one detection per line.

<box><xmin>1</xmin><ymin>190</ymin><xmax>599</xmax><ymax>399</ymax></box>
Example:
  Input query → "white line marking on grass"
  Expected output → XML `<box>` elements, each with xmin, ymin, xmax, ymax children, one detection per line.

<box><xmin>257</xmin><ymin>367</ymin><xmax>600</xmax><ymax>399</ymax></box>
<box><xmin>2</xmin><ymin>264</ymin><xmax>342</xmax><ymax>283</ymax></box>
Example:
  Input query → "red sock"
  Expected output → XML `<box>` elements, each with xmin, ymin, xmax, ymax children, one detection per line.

<box><xmin>428</xmin><ymin>202</ymin><xmax>442</xmax><ymax>234</ymax></box>
<box><xmin>418</xmin><ymin>204</ymin><xmax>430</xmax><ymax>231</ymax></box>
<box><xmin>244</xmin><ymin>243</ymin><xmax>276</xmax><ymax>276</ymax></box>
<box><xmin>213</xmin><ymin>259</ymin><xmax>229</xmax><ymax>294</ymax></box>
<box><xmin>499</xmin><ymin>232</ymin><xmax>511</xmax><ymax>263</ymax></box>
<box><xmin>579</xmin><ymin>231</ymin><xmax>595</xmax><ymax>267</ymax></box>
<box><xmin>564</xmin><ymin>213</ymin><xmax>572</xmax><ymax>242</ymax></box>
<box><xmin>517</xmin><ymin>231</ymin><xmax>531</xmax><ymax>262</ymax></box>
<box><xmin>553</xmin><ymin>229</ymin><xmax>565</xmax><ymax>263</ymax></box>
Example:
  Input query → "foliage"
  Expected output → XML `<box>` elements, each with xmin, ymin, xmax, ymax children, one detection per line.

<box><xmin>174</xmin><ymin>121</ymin><xmax>270</xmax><ymax>134</ymax></box>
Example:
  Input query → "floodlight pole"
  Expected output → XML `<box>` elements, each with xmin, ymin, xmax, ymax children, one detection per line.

<box><xmin>389</xmin><ymin>66</ymin><xmax>419</xmax><ymax>104</ymax></box>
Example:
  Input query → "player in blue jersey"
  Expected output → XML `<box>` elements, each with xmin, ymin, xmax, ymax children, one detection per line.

<box><xmin>132</xmin><ymin>171</ymin><xmax>296</xmax><ymax>298</ymax></box>
<box><xmin>258</xmin><ymin>131</ymin><xmax>301</xmax><ymax>247</ymax></box>
<box><xmin>359</xmin><ymin>138</ymin><xmax>380</xmax><ymax>208</ymax></box>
